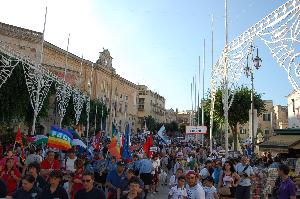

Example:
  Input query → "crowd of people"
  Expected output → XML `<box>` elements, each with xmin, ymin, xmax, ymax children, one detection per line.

<box><xmin>0</xmin><ymin>136</ymin><xmax>297</xmax><ymax>199</ymax></box>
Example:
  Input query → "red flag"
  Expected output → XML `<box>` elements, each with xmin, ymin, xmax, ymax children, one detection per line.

<box><xmin>15</xmin><ymin>127</ymin><xmax>25</xmax><ymax>161</ymax></box>
<box><xmin>15</xmin><ymin>127</ymin><xmax>22</xmax><ymax>144</ymax></box>
<box><xmin>108</xmin><ymin>136</ymin><xmax>121</xmax><ymax>159</ymax></box>
<box><xmin>143</xmin><ymin>133</ymin><xmax>153</xmax><ymax>157</ymax></box>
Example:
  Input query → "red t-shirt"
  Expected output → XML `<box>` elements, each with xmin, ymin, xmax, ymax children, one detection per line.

<box><xmin>41</xmin><ymin>159</ymin><xmax>60</xmax><ymax>170</ymax></box>
<box><xmin>1</xmin><ymin>168</ymin><xmax>21</xmax><ymax>196</ymax></box>
<box><xmin>71</xmin><ymin>168</ymin><xmax>84</xmax><ymax>199</ymax></box>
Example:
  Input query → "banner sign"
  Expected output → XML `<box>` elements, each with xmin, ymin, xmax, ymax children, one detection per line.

<box><xmin>186</xmin><ymin>126</ymin><xmax>207</xmax><ymax>134</ymax></box>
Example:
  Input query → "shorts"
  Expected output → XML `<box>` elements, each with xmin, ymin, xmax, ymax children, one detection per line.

<box><xmin>140</xmin><ymin>173</ymin><xmax>152</xmax><ymax>185</ymax></box>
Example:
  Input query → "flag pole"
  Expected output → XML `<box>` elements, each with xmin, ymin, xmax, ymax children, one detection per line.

<box><xmin>210</xmin><ymin>15</ymin><xmax>214</xmax><ymax>154</ymax></box>
<box><xmin>202</xmin><ymin>39</ymin><xmax>206</xmax><ymax>146</ymax></box>
<box><xmin>32</xmin><ymin>6</ymin><xmax>47</xmax><ymax>135</ymax></box>
<box><xmin>198</xmin><ymin>56</ymin><xmax>201</xmax><ymax>127</ymax></box>
<box><xmin>59</xmin><ymin>34</ymin><xmax>71</xmax><ymax>128</ymax></box>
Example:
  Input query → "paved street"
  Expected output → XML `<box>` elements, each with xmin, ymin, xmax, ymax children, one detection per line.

<box><xmin>148</xmin><ymin>185</ymin><xmax>169</xmax><ymax>199</ymax></box>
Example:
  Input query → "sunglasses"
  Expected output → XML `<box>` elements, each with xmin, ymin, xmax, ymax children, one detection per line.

<box><xmin>82</xmin><ymin>179</ymin><xmax>92</xmax><ymax>183</ymax></box>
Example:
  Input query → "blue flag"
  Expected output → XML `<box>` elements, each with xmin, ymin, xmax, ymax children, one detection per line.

<box><xmin>122</xmin><ymin>123</ymin><xmax>131</xmax><ymax>160</ymax></box>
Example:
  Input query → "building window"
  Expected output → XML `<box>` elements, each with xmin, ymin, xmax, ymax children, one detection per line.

<box><xmin>138</xmin><ymin>98</ymin><xmax>145</xmax><ymax>104</ymax></box>
<box><xmin>264</xmin><ymin>129</ymin><xmax>270</xmax><ymax>136</ymax></box>
<box><xmin>138</xmin><ymin>105</ymin><xmax>144</xmax><ymax>111</ymax></box>
<box><xmin>125</xmin><ymin>95</ymin><xmax>128</xmax><ymax>100</ymax></box>
<box><xmin>119</xmin><ymin>103</ymin><xmax>122</xmax><ymax>112</ymax></box>
<box><xmin>120</xmin><ymin>94</ymin><xmax>122</xmax><ymax>99</ymax></box>
<box><xmin>263</xmin><ymin>113</ymin><xmax>271</xmax><ymax>121</ymax></box>
<box><xmin>125</xmin><ymin>104</ymin><xmax>128</xmax><ymax>112</ymax></box>
<box><xmin>292</xmin><ymin>99</ymin><xmax>295</xmax><ymax>113</ymax></box>
<box><xmin>239</xmin><ymin>127</ymin><xmax>247</xmax><ymax>134</ymax></box>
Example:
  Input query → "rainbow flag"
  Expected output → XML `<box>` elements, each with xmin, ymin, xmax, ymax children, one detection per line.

<box><xmin>48</xmin><ymin>126</ymin><xmax>73</xmax><ymax>150</ymax></box>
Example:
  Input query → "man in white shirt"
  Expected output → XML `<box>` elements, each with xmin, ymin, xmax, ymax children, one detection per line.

<box><xmin>186</xmin><ymin>170</ymin><xmax>205</xmax><ymax>199</ymax></box>
<box><xmin>65</xmin><ymin>149</ymin><xmax>77</xmax><ymax>172</ymax></box>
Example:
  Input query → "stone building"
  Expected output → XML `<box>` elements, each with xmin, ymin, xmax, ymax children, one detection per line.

<box><xmin>0</xmin><ymin>21</ymin><xmax>144</xmax><ymax>133</ymax></box>
<box><xmin>165</xmin><ymin>108</ymin><xmax>177</xmax><ymax>123</ymax></box>
<box><xmin>237</xmin><ymin>100</ymin><xmax>275</xmax><ymax>142</ymax></box>
<box><xmin>273</xmin><ymin>105</ymin><xmax>288</xmax><ymax>129</ymax></box>
<box><xmin>137</xmin><ymin>85</ymin><xmax>166</xmax><ymax>126</ymax></box>
<box><xmin>288</xmin><ymin>90</ymin><xmax>300</xmax><ymax>128</ymax></box>
<box><xmin>176</xmin><ymin>110</ymin><xmax>191</xmax><ymax>126</ymax></box>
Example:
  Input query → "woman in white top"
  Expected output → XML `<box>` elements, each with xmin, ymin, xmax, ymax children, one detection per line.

<box><xmin>218</xmin><ymin>161</ymin><xmax>240</xmax><ymax>199</ymax></box>
<box><xmin>151</xmin><ymin>154</ymin><xmax>160</xmax><ymax>193</ymax></box>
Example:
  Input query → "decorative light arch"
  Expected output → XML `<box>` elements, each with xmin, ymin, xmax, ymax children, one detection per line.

<box><xmin>0</xmin><ymin>40</ymin><xmax>89</xmax><ymax>134</ymax></box>
<box><xmin>210</xmin><ymin>0</ymin><xmax>300</xmax><ymax>153</ymax></box>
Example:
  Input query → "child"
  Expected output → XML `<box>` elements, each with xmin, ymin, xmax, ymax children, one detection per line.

<box><xmin>203</xmin><ymin>176</ymin><xmax>219</xmax><ymax>199</ymax></box>
<box><xmin>168</xmin><ymin>175</ymin><xmax>187</xmax><ymax>199</ymax></box>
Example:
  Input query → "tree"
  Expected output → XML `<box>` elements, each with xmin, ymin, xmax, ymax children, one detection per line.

<box><xmin>143</xmin><ymin>115</ymin><xmax>157</xmax><ymax>133</ymax></box>
<box><xmin>0</xmin><ymin>62</ymin><xmax>54</xmax><ymax>131</ymax></box>
<box><xmin>208</xmin><ymin>86</ymin><xmax>266</xmax><ymax>151</ymax></box>
<box><xmin>62</xmin><ymin>97</ymin><xmax>108</xmax><ymax>133</ymax></box>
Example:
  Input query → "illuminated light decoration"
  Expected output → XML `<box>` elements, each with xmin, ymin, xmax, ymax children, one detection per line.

<box><xmin>56</xmin><ymin>83</ymin><xmax>72</xmax><ymax>127</ymax></box>
<box><xmin>23</xmin><ymin>62</ymin><xmax>53</xmax><ymax>134</ymax></box>
<box><xmin>73</xmin><ymin>89</ymin><xmax>86</xmax><ymax>125</ymax></box>
<box><xmin>210</xmin><ymin>0</ymin><xmax>300</xmax><ymax>151</ymax></box>
<box><xmin>0</xmin><ymin>40</ymin><xmax>88</xmax><ymax>133</ymax></box>
<box><xmin>0</xmin><ymin>41</ymin><xmax>20</xmax><ymax>89</ymax></box>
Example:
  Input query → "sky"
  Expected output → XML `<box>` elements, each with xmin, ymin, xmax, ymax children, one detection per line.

<box><xmin>0</xmin><ymin>0</ymin><xmax>294</xmax><ymax>110</ymax></box>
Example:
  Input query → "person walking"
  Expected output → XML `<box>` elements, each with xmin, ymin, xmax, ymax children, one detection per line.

<box><xmin>186</xmin><ymin>170</ymin><xmax>205</xmax><ymax>199</ymax></box>
<box><xmin>28</xmin><ymin>162</ymin><xmax>48</xmax><ymax>190</ymax></box>
<box><xmin>40</xmin><ymin>170</ymin><xmax>69</xmax><ymax>199</ymax></box>
<box><xmin>74</xmin><ymin>171</ymin><xmax>105</xmax><ymax>199</ymax></box>
<box><xmin>11</xmin><ymin>174</ymin><xmax>42</xmax><ymax>199</ymax></box>
<box><xmin>139</xmin><ymin>155</ymin><xmax>153</xmax><ymax>199</ymax></box>
<box><xmin>0</xmin><ymin>157</ymin><xmax>21</xmax><ymax>196</ymax></box>
<box><xmin>168</xmin><ymin>175</ymin><xmax>187</xmax><ymax>199</ymax></box>
<box><xmin>277</xmin><ymin>164</ymin><xmax>297</xmax><ymax>199</ymax></box>
<box><xmin>106</xmin><ymin>161</ymin><xmax>126</xmax><ymax>199</ymax></box>
<box><xmin>235</xmin><ymin>156</ymin><xmax>253</xmax><ymax>199</ymax></box>
<box><xmin>218</xmin><ymin>161</ymin><xmax>240</xmax><ymax>199</ymax></box>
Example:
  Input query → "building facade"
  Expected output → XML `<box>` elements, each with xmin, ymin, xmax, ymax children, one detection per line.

<box><xmin>288</xmin><ymin>91</ymin><xmax>300</xmax><ymax>128</ymax></box>
<box><xmin>273</xmin><ymin>105</ymin><xmax>288</xmax><ymax>129</ymax></box>
<box><xmin>137</xmin><ymin>85</ymin><xmax>166</xmax><ymax>126</ymax></box>
<box><xmin>0</xmin><ymin>21</ymin><xmax>156</xmax><ymax>133</ymax></box>
<box><xmin>176</xmin><ymin>110</ymin><xmax>191</xmax><ymax>126</ymax></box>
<box><xmin>165</xmin><ymin>108</ymin><xmax>177</xmax><ymax>123</ymax></box>
<box><xmin>237</xmin><ymin>100</ymin><xmax>275</xmax><ymax>142</ymax></box>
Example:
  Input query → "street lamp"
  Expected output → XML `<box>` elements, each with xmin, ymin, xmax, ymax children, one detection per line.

<box><xmin>244</xmin><ymin>46</ymin><xmax>262</xmax><ymax>156</ymax></box>
<box><xmin>253</xmin><ymin>48</ymin><xmax>262</xmax><ymax>70</ymax></box>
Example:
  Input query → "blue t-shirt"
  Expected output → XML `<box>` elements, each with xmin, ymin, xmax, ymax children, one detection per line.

<box><xmin>139</xmin><ymin>159</ymin><xmax>152</xmax><ymax>174</ymax></box>
<box><xmin>106</xmin><ymin>170</ymin><xmax>125</xmax><ymax>189</ymax></box>
<box><xmin>107</xmin><ymin>162</ymin><xmax>117</xmax><ymax>172</ymax></box>
<box><xmin>236</xmin><ymin>163</ymin><xmax>253</xmax><ymax>186</ymax></box>
<box><xmin>212</xmin><ymin>167</ymin><xmax>222</xmax><ymax>185</ymax></box>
